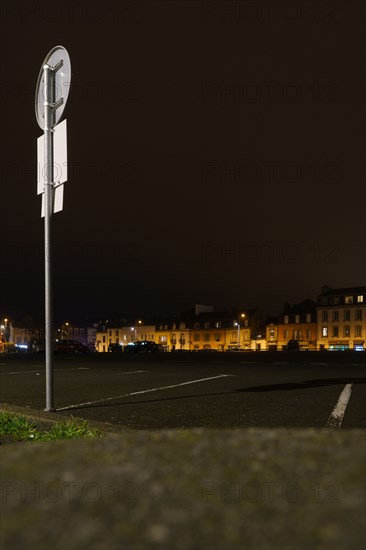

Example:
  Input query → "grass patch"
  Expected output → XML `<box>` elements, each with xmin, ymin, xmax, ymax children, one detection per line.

<box><xmin>37</xmin><ymin>418</ymin><xmax>101</xmax><ymax>441</ymax></box>
<box><xmin>0</xmin><ymin>411</ymin><xmax>101</xmax><ymax>443</ymax></box>
<box><xmin>0</xmin><ymin>411</ymin><xmax>37</xmax><ymax>440</ymax></box>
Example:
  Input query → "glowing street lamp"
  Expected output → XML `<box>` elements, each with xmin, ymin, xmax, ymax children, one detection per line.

<box><xmin>135</xmin><ymin>320</ymin><xmax>142</xmax><ymax>340</ymax></box>
<box><xmin>234</xmin><ymin>313</ymin><xmax>245</xmax><ymax>349</ymax></box>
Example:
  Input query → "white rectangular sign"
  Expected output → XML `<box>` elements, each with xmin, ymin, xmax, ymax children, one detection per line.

<box><xmin>37</xmin><ymin>119</ymin><xmax>68</xmax><ymax>202</ymax></box>
<box><xmin>41</xmin><ymin>185</ymin><xmax>64</xmax><ymax>218</ymax></box>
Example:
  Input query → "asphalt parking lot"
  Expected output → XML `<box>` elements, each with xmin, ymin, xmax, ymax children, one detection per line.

<box><xmin>1</xmin><ymin>351</ymin><xmax>365</xmax><ymax>429</ymax></box>
<box><xmin>1</xmin><ymin>351</ymin><xmax>365</xmax><ymax>550</ymax></box>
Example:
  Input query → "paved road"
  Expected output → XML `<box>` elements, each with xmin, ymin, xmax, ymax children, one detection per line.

<box><xmin>1</xmin><ymin>351</ymin><xmax>365</xmax><ymax>429</ymax></box>
<box><xmin>1</xmin><ymin>352</ymin><xmax>366</xmax><ymax>550</ymax></box>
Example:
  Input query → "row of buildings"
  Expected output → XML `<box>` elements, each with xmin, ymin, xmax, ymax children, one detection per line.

<box><xmin>1</xmin><ymin>286</ymin><xmax>365</xmax><ymax>352</ymax></box>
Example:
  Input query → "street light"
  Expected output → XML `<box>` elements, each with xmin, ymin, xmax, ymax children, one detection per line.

<box><xmin>61</xmin><ymin>321</ymin><xmax>69</xmax><ymax>338</ymax></box>
<box><xmin>135</xmin><ymin>320</ymin><xmax>142</xmax><ymax>340</ymax></box>
<box><xmin>234</xmin><ymin>313</ymin><xmax>245</xmax><ymax>349</ymax></box>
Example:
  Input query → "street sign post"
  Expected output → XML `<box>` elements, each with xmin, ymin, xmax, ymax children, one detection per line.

<box><xmin>35</xmin><ymin>46</ymin><xmax>71</xmax><ymax>411</ymax></box>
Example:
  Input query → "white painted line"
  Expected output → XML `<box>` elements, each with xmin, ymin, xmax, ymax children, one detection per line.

<box><xmin>119</xmin><ymin>370</ymin><xmax>149</xmax><ymax>375</ymax></box>
<box><xmin>56</xmin><ymin>374</ymin><xmax>235</xmax><ymax>411</ymax></box>
<box><xmin>6</xmin><ymin>370</ymin><xmax>42</xmax><ymax>375</ymax></box>
<box><xmin>326</xmin><ymin>384</ymin><xmax>353</xmax><ymax>429</ymax></box>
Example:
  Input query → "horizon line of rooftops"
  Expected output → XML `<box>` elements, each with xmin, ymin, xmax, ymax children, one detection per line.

<box><xmin>2</xmin><ymin>285</ymin><xmax>366</xmax><ymax>329</ymax></box>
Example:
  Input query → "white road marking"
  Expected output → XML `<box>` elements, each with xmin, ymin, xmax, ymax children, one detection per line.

<box><xmin>326</xmin><ymin>384</ymin><xmax>353</xmax><ymax>429</ymax></box>
<box><xmin>56</xmin><ymin>374</ymin><xmax>235</xmax><ymax>411</ymax></box>
<box><xmin>6</xmin><ymin>370</ymin><xmax>42</xmax><ymax>375</ymax></box>
<box><xmin>119</xmin><ymin>370</ymin><xmax>149</xmax><ymax>375</ymax></box>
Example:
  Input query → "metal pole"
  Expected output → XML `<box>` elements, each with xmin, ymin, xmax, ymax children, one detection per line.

<box><xmin>44</xmin><ymin>63</ymin><xmax>55</xmax><ymax>411</ymax></box>
<box><xmin>237</xmin><ymin>323</ymin><xmax>240</xmax><ymax>350</ymax></box>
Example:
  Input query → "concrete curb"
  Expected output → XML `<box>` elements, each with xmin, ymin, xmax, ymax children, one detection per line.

<box><xmin>1</xmin><ymin>425</ymin><xmax>365</xmax><ymax>549</ymax></box>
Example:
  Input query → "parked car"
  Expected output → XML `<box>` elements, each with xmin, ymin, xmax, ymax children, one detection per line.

<box><xmin>124</xmin><ymin>341</ymin><xmax>164</xmax><ymax>354</ymax></box>
<box><xmin>32</xmin><ymin>339</ymin><xmax>46</xmax><ymax>354</ymax></box>
<box><xmin>286</xmin><ymin>339</ymin><xmax>300</xmax><ymax>351</ymax></box>
<box><xmin>54</xmin><ymin>339</ymin><xmax>89</xmax><ymax>354</ymax></box>
<box><xmin>108</xmin><ymin>343</ymin><xmax>123</xmax><ymax>353</ymax></box>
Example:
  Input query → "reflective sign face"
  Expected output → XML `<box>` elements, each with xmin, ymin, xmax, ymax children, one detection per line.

<box><xmin>37</xmin><ymin>120</ymin><xmax>68</xmax><ymax>195</ymax></box>
<box><xmin>35</xmin><ymin>46</ymin><xmax>71</xmax><ymax>130</ymax></box>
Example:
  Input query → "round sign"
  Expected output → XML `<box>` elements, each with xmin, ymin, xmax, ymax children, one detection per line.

<box><xmin>35</xmin><ymin>46</ymin><xmax>71</xmax><ymax>130</ymax></box>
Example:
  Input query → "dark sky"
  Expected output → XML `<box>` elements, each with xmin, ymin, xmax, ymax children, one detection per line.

<box><xmin>0</xmin><ymin>0</ymin><xmax>365</xmax><ymax>323</ymax></box>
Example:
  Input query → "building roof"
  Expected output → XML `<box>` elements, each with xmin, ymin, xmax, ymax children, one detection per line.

<box><xmin>319</xmin><ymin>286</ymin><xmax>366</xmax><ymax>296</ymax></box>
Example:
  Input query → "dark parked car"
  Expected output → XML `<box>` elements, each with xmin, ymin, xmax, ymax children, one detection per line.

<box><xmin>54</xmin><ymin>339</ymin><xmax>88</xmax><ymax>354</ymax></box>
<box><xmin>286</xmin><ymin>339</ymin><xmax>300</xmax><ymax>351</ymax></box>
<box><xmin>108</xmin><ymin>343</ymin><xmax>123</xmax><ymax>353</ymax></box>
<box><xmin>32</xmin><ymin>339</ymin><xmax>46</xmax><ymax>354</ymax></box>
<box><xmin>124</xmin><ymin>341</ymin><xmax>164</xmax><ymax>354</ymax></box>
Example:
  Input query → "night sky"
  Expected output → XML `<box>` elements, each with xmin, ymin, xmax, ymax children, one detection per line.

<box><xmin>0</xmin><ymin>0</ymin><xmax>365</xmax><ymax>323</ymax></box>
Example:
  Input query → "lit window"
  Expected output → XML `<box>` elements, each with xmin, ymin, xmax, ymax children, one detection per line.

<box><xmin>284</xmin><ymin>315</ymin><xmax>289</xmax><ymax>324</ymax></box>
<box><xmin>322</xmin><ymin>327</ymin><xmax>328</xmax><ymax>337</ymax></box>
<box><xmin>357</xmin><ymin>295</ymin><xmax>364</xmax><ymax>303</ymax></box>
<box><xmin>345</xmin><ymin>296</ymin><xmax>353</xmax><ymax>304</ymax></box>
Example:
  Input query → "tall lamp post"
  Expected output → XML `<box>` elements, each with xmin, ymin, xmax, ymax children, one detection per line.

<box><xmin>234</xmin><ymin>313</ymin><xmax>245</xmax><ymax>349</ymax></box>
<box><xmin>135</xmin><ymin>320</ymin><xmax>142</xmax><ymax>341</ymax></box>
<box><xmin>131</xmin><ymin>320</ymin><xmax>142</xmax><ymax>342</ymax></box>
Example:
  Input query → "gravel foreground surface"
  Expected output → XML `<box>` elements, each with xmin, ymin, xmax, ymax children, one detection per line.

<box><xmin>1</xmin><ymin>421</ymin><xmax>366</xmax><ymax>550</ymax></box>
